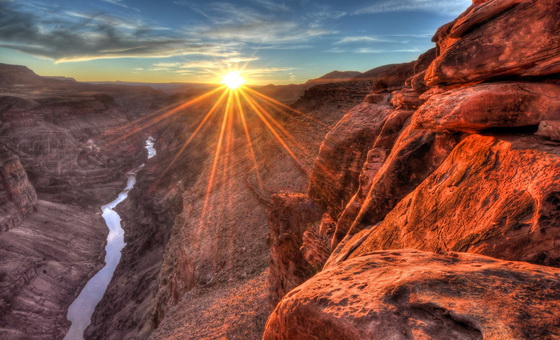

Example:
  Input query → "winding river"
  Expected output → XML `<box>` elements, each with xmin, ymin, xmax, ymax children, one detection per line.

<box><xmin>64</xmin><ymin>137</ymin><xmax>156</xmax><ymax>340</ymax></box>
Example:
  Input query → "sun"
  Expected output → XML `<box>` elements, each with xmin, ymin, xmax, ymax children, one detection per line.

<box><xmin>221</xmin><ymin>71</ymin><xmax>245</xmax><ymax>90</ymax></box>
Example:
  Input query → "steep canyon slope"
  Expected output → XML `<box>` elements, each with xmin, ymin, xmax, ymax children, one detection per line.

<box><xmin>85</xmin><ymin>81</ymin><xmax>364</xmax><ymax>339</ymax></box>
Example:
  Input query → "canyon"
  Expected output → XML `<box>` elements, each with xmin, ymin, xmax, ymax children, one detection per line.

<box><xmin>0</xmin><ymin>0</ymin><xmax>559</xmax><ymax>339</ymax></box>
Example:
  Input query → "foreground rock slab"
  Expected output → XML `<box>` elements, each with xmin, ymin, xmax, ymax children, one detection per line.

<box><xmin>264</xmin><ymin>250</ymin><xmax>560</xmax><ymax>340</ymax></box>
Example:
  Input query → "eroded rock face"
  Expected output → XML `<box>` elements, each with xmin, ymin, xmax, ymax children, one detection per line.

<box><xmin>0</xmin><ymin>95</ymin><xmax>146</xmax><ymax>205</ymax></box>
<box><xmin>0</xmin><ymin>144</ymin><xmax>37</xmax><ymax>231</ymax></box>
<box><xmin>268</xmin><ymin>193</ymin><xmax>322</xmax><ymax>305</ymax></box>
<box><xmin>264</xmin><ymin>250</ymin><xmax>560</xmax><ymax>340</ymax></box>
<box><xmin>331</xmin><ymin>125</ymin><xmax>459</xmax><ymax>248</ymax></box>
<box><xmin>337</xmin><ymin>134</ymin><xmax>560</xmax><ymax>267</ymax></box>
<box><xmin>308</xmin><ymin>102</ymin><xmax>394</xmax><ymax>218</ymax></box>
<box><xmin>414</xmin><ymin>82</ymin><xmax>560</xmax><ymax>132</ymax></box>
<box><xmin>426</xmin><ymin>0</ymin><xmax>560</xmax><ymax>86</ymax></box>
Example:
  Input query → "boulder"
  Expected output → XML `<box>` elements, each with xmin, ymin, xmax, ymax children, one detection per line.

<box><xmin>413</xmin><ymin>82</ymin><xmax>560</xmax><ymax>132</ymax></box>
<box><xmin>264</xmin><ymin>250</ymin><xmax>560</xmax><ymax>340</ymax></box>
<box><xmin>536</xmin><ymin>120</ymin><xmax>560</xmax><ymax>141</ymax></box>
<box><xmin>426</xmin><ymin>0</ymin><xmax>560</xmax><ymax>86</ymax></box>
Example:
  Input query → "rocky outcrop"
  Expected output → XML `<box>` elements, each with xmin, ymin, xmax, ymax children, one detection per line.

<box><xmin>264</xmin><ymin>250</ymin><xmax>560</xmax><ymax>340</ymax></box>
<box><xmin>426</xmin><ymin>0</ymin><xmax>560</xmax><ymax>86</ymax></box>
<box><xmin>308</xmin><ymin>102</ymin><xmax>394</xmax><ymax>218</ymax></box>
<box><xmin>0</xmin><ymin>144</ymin><xmax>37</xmax><ymax>231</ymax></box>
<box><xmin>268</xmin><ymin>194</ymin><xmax>322</xmax><ymax>305</ymax></box>
<box><xmin>331</xmin><ymin>125</ymin><xmax>459</xmax><ymax>249</ymax></box>
<box><xmin>333</xmin><ymin>134</ymin><xmax>560</xmax><ymax>267</ymax></box>
<box><xmin>266</xmin><ymin>0</ymin><xmax>560</xmax><ymax>338</ymax></box>
<box><xmin>414</xmin><ymin>82</ymin><xmax>560</xmax><ymax>132</ymax></box>
<box><xmin>537</xmin><ymin>120</ymin><xmax>560</xmax><ymax>141</ymax></box>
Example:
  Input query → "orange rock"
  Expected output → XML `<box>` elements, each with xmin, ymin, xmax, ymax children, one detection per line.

<box><xmin>332</xmin><ymin>125</ymin><xmax>459</xmax><ymax>248</ymax></box>
<box><xmin>268</xmin><ymin>193</ymin><xmax>323</xmax><ymax>305</ymax></box>
<box><xmin>414</xmin><ymin>82</ymin><xmax>560</xmax><ymax>132</ymax></box>
<box><xmin>334</xmin><ymin>134</ymin><xmax>560</xmax><ymax>267</ymax></box>
<box><xmin>426</xmin><ymin>0</ymin><xmax>560</xmax><ymax>86</ymax></box>
<box><xmin>309</xmin><ymin>102</ymin><xmax>394</xmax><ymax>218</ymax></box>
<box><xmin>264</xmin><ymin>250</ymin><xmax>560</xmax><ymax>340</ymax></box>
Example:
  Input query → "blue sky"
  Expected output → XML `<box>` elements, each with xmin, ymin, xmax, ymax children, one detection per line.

<box><xmin>0</xmin><ymin>0</ymin><xmax>471</xmax><ymax>84</ymax></box>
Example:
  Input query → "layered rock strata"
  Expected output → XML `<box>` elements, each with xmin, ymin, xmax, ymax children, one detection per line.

<box><xmin>0</xmin><ymin>144</ymin><xmax>37</xmax><ymax>231</ymax></box>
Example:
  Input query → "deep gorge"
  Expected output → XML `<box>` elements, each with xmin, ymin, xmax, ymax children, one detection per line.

<box><xmin>0</xmin><ymin>0</ymin><xmax>559</xmax><ymax>339</ymax></box>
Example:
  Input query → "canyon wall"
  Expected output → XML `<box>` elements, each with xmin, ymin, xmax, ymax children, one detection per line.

<box><xmin>0</xmin><ymin>144</ymin><xmax>37</xmax><ymax>231</ymax></box>
<box><xmin>265</xmin><ymin>0</ymin><xmax>560</xmax><ymax>338</ymax></box>
<box><xmin>0</xmin><ymin>65</ymin><xmax>171</xmax><ymax>339</ymax></box>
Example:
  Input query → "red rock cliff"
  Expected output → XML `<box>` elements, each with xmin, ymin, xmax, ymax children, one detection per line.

<box><xmin>265</xmin><ymin>0</ymin><xmax>560</xmax><ymax>338</ymax></box>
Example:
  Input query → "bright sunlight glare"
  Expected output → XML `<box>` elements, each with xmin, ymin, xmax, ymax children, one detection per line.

<box><xmin>222</xmin><ymin>71</ymin><xmax>245</xmax><ymax>90</ymax></box>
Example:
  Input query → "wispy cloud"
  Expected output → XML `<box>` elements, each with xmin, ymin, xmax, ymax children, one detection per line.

<box><xmin>181</xmin><ymin>2</ymin><xmax>335</xmax><ymax>44</ymax></box>
<box><xmin>327</xmin><ymin>47</ymin><xmax>423</xmax><ymax>54</ymax></box>
<box><xmin>99</xmin><ymin>0</ymin><xmax>140</xmax><ymax>12</ymax></box>
<box><xmin>334</xmin><ymin>36</ymin><xmax>399</xmax><ymax>45</ymax></box>
<box><xmin>0</xmin><ymin>1</ymin><xmax>234</xmax><ymax>62</ymax></box>
<box><xmin>355</xmin><ymin>0</ymin><xmax>471</xmax><ymax>15</ymax></box>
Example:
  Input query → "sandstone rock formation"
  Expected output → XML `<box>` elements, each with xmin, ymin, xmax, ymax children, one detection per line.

<box><xmin>413</xmin><ymin>82</ymin><xmax>560</xmax><ymax>132</ymax></box>
<box><xmin>308</xmin><ymin>101</ymin><xmax>394</xmax><ymax>218</ymax></box>
<box><xmin>331</xmin><ymin>134</ymin><xmax>560</xmax><ymax>267</ymax></box>
<box><xmin>265</xmin><ymin>0</ymin><xmax>560</xmax><ymax>338</ymax></box>
<box><xmin>264</xmin><ymin>250</ymin><xmax>560</xmax><ymax>340</ymax></box>
<box><xmin>426</xmin><ymin>0</ymin><xmax>560</xmax><ymax>86</ymax></box>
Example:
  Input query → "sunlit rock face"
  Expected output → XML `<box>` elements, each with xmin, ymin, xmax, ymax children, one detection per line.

<box><xmin>264</xmin><ymin>250</ymin><xmax>560</xmax><ymax>340</ymax></box>
<box><xmin>413</xmin><ymin>82</ymin><xmax>560</xmax><ymax>132</ymax></box>
<box><xmin>0</xmin><ymin>143</ymin><xmax>37</xmax><ymax>231</ymax></box>
<box><xmin>331</xmin><ymin>134</ymin><xmax>560</xmax><ymax>268</ymax></box>
<box><xmin>308</xmin><ymin>102</ymin><xmax>394</xmax><ymax>218</ymax></box>
<box><xmin>426</xmin><ymin>0</ymin><xmax>560</xmax><ymax>86</ymax></box>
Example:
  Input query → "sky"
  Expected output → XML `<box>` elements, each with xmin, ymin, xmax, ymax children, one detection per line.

<box><xmin>0</xmin><ymin>0</ymin><xmax>472</xmax><ymax>84</ymax></box>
